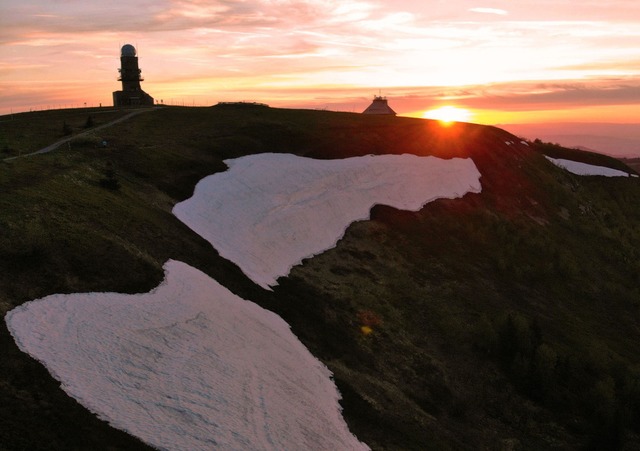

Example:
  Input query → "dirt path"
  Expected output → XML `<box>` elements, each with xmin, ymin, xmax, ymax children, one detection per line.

<box><xmin>3</xmin><ymin>107</ymin><xmax>159</xmax><ymax>162</ymax></box>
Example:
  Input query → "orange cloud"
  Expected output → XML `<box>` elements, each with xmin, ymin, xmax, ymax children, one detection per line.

<box><xmin>0</xmin><ymin>0</ymin><xmax>639</xmax><ymax>122</ymax></box>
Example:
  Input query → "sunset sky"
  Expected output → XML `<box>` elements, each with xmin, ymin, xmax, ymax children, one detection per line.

<box><xmin>1</xmin><ymin>0</ymin><xmax>640</xmax><ymax>124</ymax></box>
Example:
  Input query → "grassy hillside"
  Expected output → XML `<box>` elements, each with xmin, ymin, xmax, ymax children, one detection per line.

<box><xmin>621</xmin><ymin>158</ymin><xmax>640</xmax><ymax>174</ymax></box>
<box><xmin>1</xmin><ymin>105</ymin><xmax>640</xmax><ymax>450</ymax></box>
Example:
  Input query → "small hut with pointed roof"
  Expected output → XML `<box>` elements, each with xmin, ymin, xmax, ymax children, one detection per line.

<box><xmin>362</xmin><ymin>95</ymin><xmax>396</xmax><ymax>115</ymax></box>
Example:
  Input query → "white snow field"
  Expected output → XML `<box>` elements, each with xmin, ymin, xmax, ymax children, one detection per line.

<box><xmin>6</xmin><ymin>260</ymin><xmax>369</xmax><ymax>451</ymax></box>
<box><xmin>545</xmin><ymin>156</ymin><xmax>637</xmax><ymax>177</ymax></box>
<box><xmin>173</xmin><ymin>152</ymin><xmax>482</xmax><ymax>289</ymax></box>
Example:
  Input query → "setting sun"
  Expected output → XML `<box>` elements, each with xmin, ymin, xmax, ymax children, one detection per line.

<box><xmin>423</xmin><ymin>106</ymin><xmax>473</xmax><ymax>124</ymax></box>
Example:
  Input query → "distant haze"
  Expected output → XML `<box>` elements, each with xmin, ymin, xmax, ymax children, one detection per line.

<box><xmin>501</xmin><ymin>123</ymin><xmax>640</xmax><ymax>158</ymax></box>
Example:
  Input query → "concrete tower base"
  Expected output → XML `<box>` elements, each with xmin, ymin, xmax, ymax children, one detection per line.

<box><xmin>113</xmin><ymin>90</ymin><xmax>154</xmax><ymax>107</ymax></box>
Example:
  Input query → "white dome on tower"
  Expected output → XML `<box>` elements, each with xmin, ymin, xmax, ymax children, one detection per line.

<box><xmin>121</xmin><ymin>44</ymin><xmax>137</xmax><ymax>57</ymax></box>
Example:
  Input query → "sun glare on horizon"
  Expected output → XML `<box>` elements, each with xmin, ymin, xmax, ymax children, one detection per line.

<box><xmin>423</xmin><ymin>106</ymin><xmax>473</xmax><ymax>124</ymax></box>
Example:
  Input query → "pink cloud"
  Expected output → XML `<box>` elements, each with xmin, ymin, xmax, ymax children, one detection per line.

<box><xmin>1</xmin><ymin>0</ymin><xmax>639</xmax><ymax>120</ymax></box>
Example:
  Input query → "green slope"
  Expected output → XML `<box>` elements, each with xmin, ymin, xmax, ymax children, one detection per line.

<box><xmin>1</xmin><ymin>105</ymin><xmax>640</xmax><ymax>450</ymax></box>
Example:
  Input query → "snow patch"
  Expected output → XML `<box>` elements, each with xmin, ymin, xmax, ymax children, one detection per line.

<box><xmin>173</xmin><ymin>153</ymin><xmax>482</xmax><ymax>289</ymax></box>
<box><xmin>5</xmin><ymin>260</ymin><xmax>369</xmax><ymax>451</ymax></box>
<box><xmin>545</xmin><ymin>156</ymin><xmax>634</xmax><ymax>177</ymax></box>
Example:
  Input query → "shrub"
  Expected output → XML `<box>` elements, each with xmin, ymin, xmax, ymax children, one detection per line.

<box><xmin>62</xmin><ymin>121</ymin><xmax>72</xmax><ymax>136</ymax></box>
<box><xmin>99</xmin><ymin>161</ymin><xmax>120</xmax><ymax>191</ymax></box>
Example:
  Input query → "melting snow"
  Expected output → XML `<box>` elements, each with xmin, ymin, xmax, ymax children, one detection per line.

<box><xmin>173</xmin><ymin>153</ymin><xmax>482</xmax><ymax>289</ymax></box>
<box><xmin>5</xmin><ymin>260</ymin><xmax>369</xmax><ymax>451</ymax></box>
<box><xmin>6</xmin><ymin>152</ymin><xmax>484</xmax><ymax>450</ymax></box>
<box><xmin>545</xmin><ymin>156</ymin><xmax>635</xmax><ymax>177</ymax></box>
